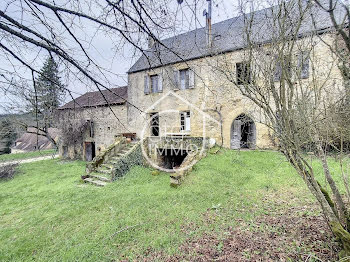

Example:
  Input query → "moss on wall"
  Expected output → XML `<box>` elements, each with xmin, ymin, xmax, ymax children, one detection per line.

<box><xmin>111</xmin><ymin>143</ymin><xmax>143</xmax><ymax>180</ymax></box>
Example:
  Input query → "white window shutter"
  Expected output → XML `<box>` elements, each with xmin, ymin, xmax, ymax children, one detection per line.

<box><xmin>158</xmin><ymin>74</ymin><xmax>163</xmax><ymax>92</ymax></box>
<box><xmin>185</xmin><ymin>114</ymin><xmax>191</xmax><ymax>131</ymax></box>
<box><xmin>144</xmin><ymin>75</ymin><xmax>150</xmax><ymax>94</ymax></box>
<box><xmin>189</xmin><ymin>69</ymin><xmax>195</xmax><ymax>89</ymax></box>
<box><xmin>173</xmin><ymin>69</ymin><xmax>179</xmax><ymax>90</ymax></box>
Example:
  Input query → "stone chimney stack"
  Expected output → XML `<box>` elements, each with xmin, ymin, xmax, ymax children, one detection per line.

<box><xmin>148</xmin><ymin>36</ymin><xmax>155</xmax><ymax>49</ymax></box>
<box><xmin>203</xmin><ymin>0</ymin><xmax>212</xmax><ymax>48</ymax></box>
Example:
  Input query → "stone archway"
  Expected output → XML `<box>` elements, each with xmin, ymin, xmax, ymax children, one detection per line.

<box><xmin>230</xmin><ymin>114</ymin><xmax>256</xmax><ymax>149</ymax></box>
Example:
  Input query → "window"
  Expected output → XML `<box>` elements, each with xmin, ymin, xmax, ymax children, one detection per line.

<box><xmin>150</xmin><ymin>75</ymin><xmax>159</xmax><ymax>93</ymax></box>
<box><xmin>180</xmin><ymin>111</ymin><xmax>191</xmax><ymax>132</ymax></box>
<box><xmin>150</xmin><ymin>112</ymin><xmax>159</xmax><ymax>136</ymax></box>
<box><xmin>89</xmin><ymin>120</ymin><xmax>94</xmax><ymax>137</ymax></box>
<box><xmin>274</xmin><ymin>56</ymin><xmax>291</xmax><ymax>82</ymax></box>
<box><xmin>144</xmin><ymin>74</ymin><xmax>163</xmax><ymax>94</ymax></box>
<box><xmin>179</xmin><ymin>69</ymin><xmax>190</xmax><ymax>90</ymax></box>
<box><xmin>236</xmin><ymin>62</ymin><xmax>251</xmax><ymax>85</ymax></box>
<box><xmin>173</xmin><ymin>68</ymin><xmax>195</xmax><ymax>90</ymax></box>
<box><xmin>298</xmin><ymin>51</ymin><xmax>310</xmax><ymax>79</ymax></box>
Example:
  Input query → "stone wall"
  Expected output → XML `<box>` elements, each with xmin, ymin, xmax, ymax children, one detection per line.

<box><xmin>127</xmin><ymin>34</ymin><xmax>342</xmax><ymax>149</ymax></box>
<box><xmin>56</xmin><ymin>104</ymin><xmax>129</xmax><ymax>160</ymax></box>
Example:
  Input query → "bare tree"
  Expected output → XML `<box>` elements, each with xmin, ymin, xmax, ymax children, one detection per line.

<box><xmin>312</xmin><ymin>0</ymin><xmax>349</xmax><ymax>90</ymax></box>
<box><xmin>0</xmin><ymin>0</ymin><xmax>199</xmax><ymax>151</ymax></box>
<box><xmin>0</xmin><ymin>0</ymin><xmax>192</xmax><ymax>110</ymax></box>
<box><xmin>214</xmin><ymin>0</ymin><xmax>350</xmax><ymax>257</ymax></box>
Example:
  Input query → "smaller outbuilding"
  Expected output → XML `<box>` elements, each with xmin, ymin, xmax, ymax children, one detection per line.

<box><xmin>11</xmin><ymin>127</ymin><xmax>58</xmax><ymax>153</ymax></box>
<box><xmin>56</xmin><ymin>86</ymin><xmax>132</xmax><ymax>161</ymax></box>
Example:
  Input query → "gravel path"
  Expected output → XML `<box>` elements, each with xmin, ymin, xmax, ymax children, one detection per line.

<box><xmin>0</xmin><ymin>155</ymin><xmax>58</xmax><ymax>167</ymax></box>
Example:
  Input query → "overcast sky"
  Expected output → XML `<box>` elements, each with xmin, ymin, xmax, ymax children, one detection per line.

<box><xmin>0</xmin><ymin>0</ymin><xmax>274</xmax><ymax>113</ymax></box>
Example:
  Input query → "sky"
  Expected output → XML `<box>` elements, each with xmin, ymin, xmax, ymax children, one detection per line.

<box><xmin>0</xmin><ymin>0</ymin><xmax>274</xmax><ymax>113</ymax></box>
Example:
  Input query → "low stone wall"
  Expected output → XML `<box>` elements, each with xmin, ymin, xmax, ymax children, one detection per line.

<box><xmin>170</xmin><ymin>150</ymin><xmax>206</xmax><ymax>187</ymax></box>
<box><xmin>146</xmin><ymin>136</ymin><xmax>206</xmax><ymax>151</ymax></box>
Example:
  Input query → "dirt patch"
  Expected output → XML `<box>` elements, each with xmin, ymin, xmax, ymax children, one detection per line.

<box><xmin>139</xmin><ymin>194</ymin><xmax>340</xmax><ymax>261</ymax></box>
<box><xmin>175</xmin><ymin>215</ymin><xmax>337</xmax><ymax>261</ymax></box>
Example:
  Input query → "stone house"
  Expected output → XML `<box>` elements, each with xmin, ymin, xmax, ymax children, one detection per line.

<box><xmin>56</xmin><ymin>87</ymin><xmax>130</xmax><ymax>160</ymax></box>
<box><xmin>58</xmin><ymin>3</ymin><xmax>345</xmax><ymax>163</ymax></box>
<box><xmin>126</xmin><ymin>3</ymin><xmax>343</xmax><ymax>152</ymax></box>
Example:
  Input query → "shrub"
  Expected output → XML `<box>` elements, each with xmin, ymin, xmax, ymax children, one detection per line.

<box><xmin>0</xmin><ymin>164</ymin><xmax>18</xmax><ymax>180</ymax></box>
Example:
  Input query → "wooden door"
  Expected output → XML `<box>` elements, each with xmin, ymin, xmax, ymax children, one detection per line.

<box><xmin>230</xmin><ymin>119</ymin><xmax>242</xmax><ymax>149</ymax></box>
<box><xmin>85</xmin><ymin>142</ymin><xmax>93</xmax><ymax>161</ymax></box>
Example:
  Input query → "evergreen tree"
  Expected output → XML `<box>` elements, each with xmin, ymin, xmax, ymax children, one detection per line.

<box><xmin>31</xmin><ymin>57</ymin><xmax>66</xmax><ymax>128</ymax></box>
<box><xmin>0</xmin><ymin>119</ymin><xmax>16</xmax><ymax>155</ymax></box>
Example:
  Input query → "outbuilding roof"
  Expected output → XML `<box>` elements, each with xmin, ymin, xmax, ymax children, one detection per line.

<box><xmin>128</xmin><ymin>1</ymin><xmax>345</xmax><ymax>73</ymax></box>
<box><xmin>12</xmin><ymin>127</ymin><xmax>59</xmax><ymax>152</ymax></box>
<box><xmin>58</xmin><ymin>86</ymin><xmax>128</xmax><ymax>110</ymax></box>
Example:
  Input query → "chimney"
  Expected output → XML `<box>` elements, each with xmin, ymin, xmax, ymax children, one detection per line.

<box><xmin>148</xmin><ymin>36</ymin><xmax>155</xmax><ymax>49</ymax></box>
<box><xmin>203</xmin><ymin>0</ymin><xmax>212</xmax><ymax>48</ymax></box>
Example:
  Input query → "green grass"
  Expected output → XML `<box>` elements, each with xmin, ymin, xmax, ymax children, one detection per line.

<box><xmin>0</xmin><ymin>149</ymin><xmax>341</xmax><ymax>261</ymax></box>
<box><xmin>0</xmin><ymin>149</ymin><xmax>56</xmax><ymax>162</ymax></box>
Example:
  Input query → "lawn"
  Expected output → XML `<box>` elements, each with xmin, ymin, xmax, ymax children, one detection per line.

<box><xmin>0</xmin><ymin>149</ymin><xmax>56</xmax><ymax>162</ymax></box>
<box><xmin>0</xmin><ymin>149</ymin><xmax>341</xmax><ymax>261</ymax></box>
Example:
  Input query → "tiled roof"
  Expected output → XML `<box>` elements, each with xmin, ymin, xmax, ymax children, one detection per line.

<box><xmin>128</xmin><ymin>1</ymin><xmax>345</xmax><ymax>73</ymax></box>
<box><xmin>58</xmin><ymin>86</ymin><xmax>127</xmax><ymax>110</ymax></box>
<box><xmin>12</xmin><ymin>127</ymin><xmax>58</xmax><ymax>151</ymax></box>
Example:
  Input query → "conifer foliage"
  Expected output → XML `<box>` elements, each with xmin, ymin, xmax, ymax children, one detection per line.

<box><xmin>30</xmin><ymin>57</ymin><xmax>65</xmax><ymax>127</ymax></box>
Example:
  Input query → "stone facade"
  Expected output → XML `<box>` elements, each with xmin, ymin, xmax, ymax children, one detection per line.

<box><xmin>57</xmin><ymin>3</ymin><xmax>345</xmax><ymax>161</ymax></box>
<box><xmin>57</xmin><ymin>33</ymin><xmax>342</xmax><ymax>161</ymax></box>
<box><xmin>127</xmin><ymin>59</ymin><xmax>266</xmax><ymax>149</ymax></box>
<box><xmin>126</xmin><ymin>33</ymin><xmax>342</xmax><ymax>150</ymax></box>
<box><xmin>56</xmin><ymin>104</ymin><xmax>129</xmax><ymax>160</ymax></box>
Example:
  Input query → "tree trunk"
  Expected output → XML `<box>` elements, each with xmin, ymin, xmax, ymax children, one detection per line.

<box><xmin>284</xmin><ymin>148</ymin><xmax>350</xmax><ymax>257</ymax></box>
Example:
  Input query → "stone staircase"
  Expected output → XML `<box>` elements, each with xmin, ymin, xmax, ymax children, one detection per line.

<box><xmin>83</xmin><ymin>139</ymin><xmax>141</xmax><ymax>187</ymax></box>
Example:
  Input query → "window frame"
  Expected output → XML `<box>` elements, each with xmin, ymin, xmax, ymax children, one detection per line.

<box><xmin>274</xmin><ymin>56</ymin><xmax>292</xmax><ymax>82</ymax></box>
<box><xmin>236</xmin><ymin>62</ymin><xmax>251</xmax><ymax>85</ymax></box>
<box><xmin>179</xmin><ymin>68</ymin><xmax>190</xmax><ymax>90</ymax></box>
<box><xmin>180</xmin><ymin>111</ymin><xmax>191</xmax><ymax>132</ymax></box>
<box><xmin>150</xmin><ymin>74</ymin><xmax>159</xmax><ymax>93</ymax></box>
<box><xmin>88</xmin><ymin>120</ymin><xmax>94</xmax><ymax>138</ymax></box>
<box><xmin>298</xmin><ymin>51</ymin><xmax>310</xmax><ymax>79</ymax></box>
<box><xmin>149</xmin><ymin>112</ymin><xmax>159</xmax><ymax>136</ymax></box>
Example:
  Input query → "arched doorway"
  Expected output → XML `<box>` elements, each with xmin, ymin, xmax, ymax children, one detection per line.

<box><xmin>230</xmin><ymin>114</ymin><xmax>256</xmax><ymax>149</ymax></box>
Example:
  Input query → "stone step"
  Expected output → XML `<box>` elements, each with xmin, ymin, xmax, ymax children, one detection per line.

<box><xmin>101</xmin><ymin>164</ymin><xmax>113</xmax><ymax>170</ymax></box>
<box><xmin>96</xmin><ymin>168</ymin><xmax>112</xmax><ymax>175</ymax></box>
<box><xmin>89</xmin><ymin>174</ymin><xmax>112</xmax><ymax>182</ymax></box>
<box><xmin>108</xmin><ymin>158</ymin><xmax>121</xmax><ymax>164</ymax></box>
<box><xmin>116</xmin><ymin>152</ymin><xmax>127</xmax><ymax>156</ymax></box>
<box><xmin>115</xmin><ymin>146</ymin><xmax>136</xmax><ymax>157</ymax></box>
<box><xmin>84</xmin><ymin>177</ymin><xmax>107</xmax><ymax>187</ymax></box>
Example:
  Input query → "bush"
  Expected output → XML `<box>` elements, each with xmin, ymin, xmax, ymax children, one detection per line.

<box><xmin>0</xmin><ymin>164</ymin><xmax>18</xmax><ymax>180</ymax></box>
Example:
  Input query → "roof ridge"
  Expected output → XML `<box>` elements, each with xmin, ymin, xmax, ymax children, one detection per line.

<box><xmin>58</xmin><ymin>86</ymin><xmax>128</xmax><ymax>110</ymax></box>
<box><xmin>128</xmin><ymin>1</ymin><xmax>339</xmax><ymax>74</ymax></box>
<box><xmin>152</xmin><ymin>4</ymin><xmax>278</xmax><ymax>48</ymax></box>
